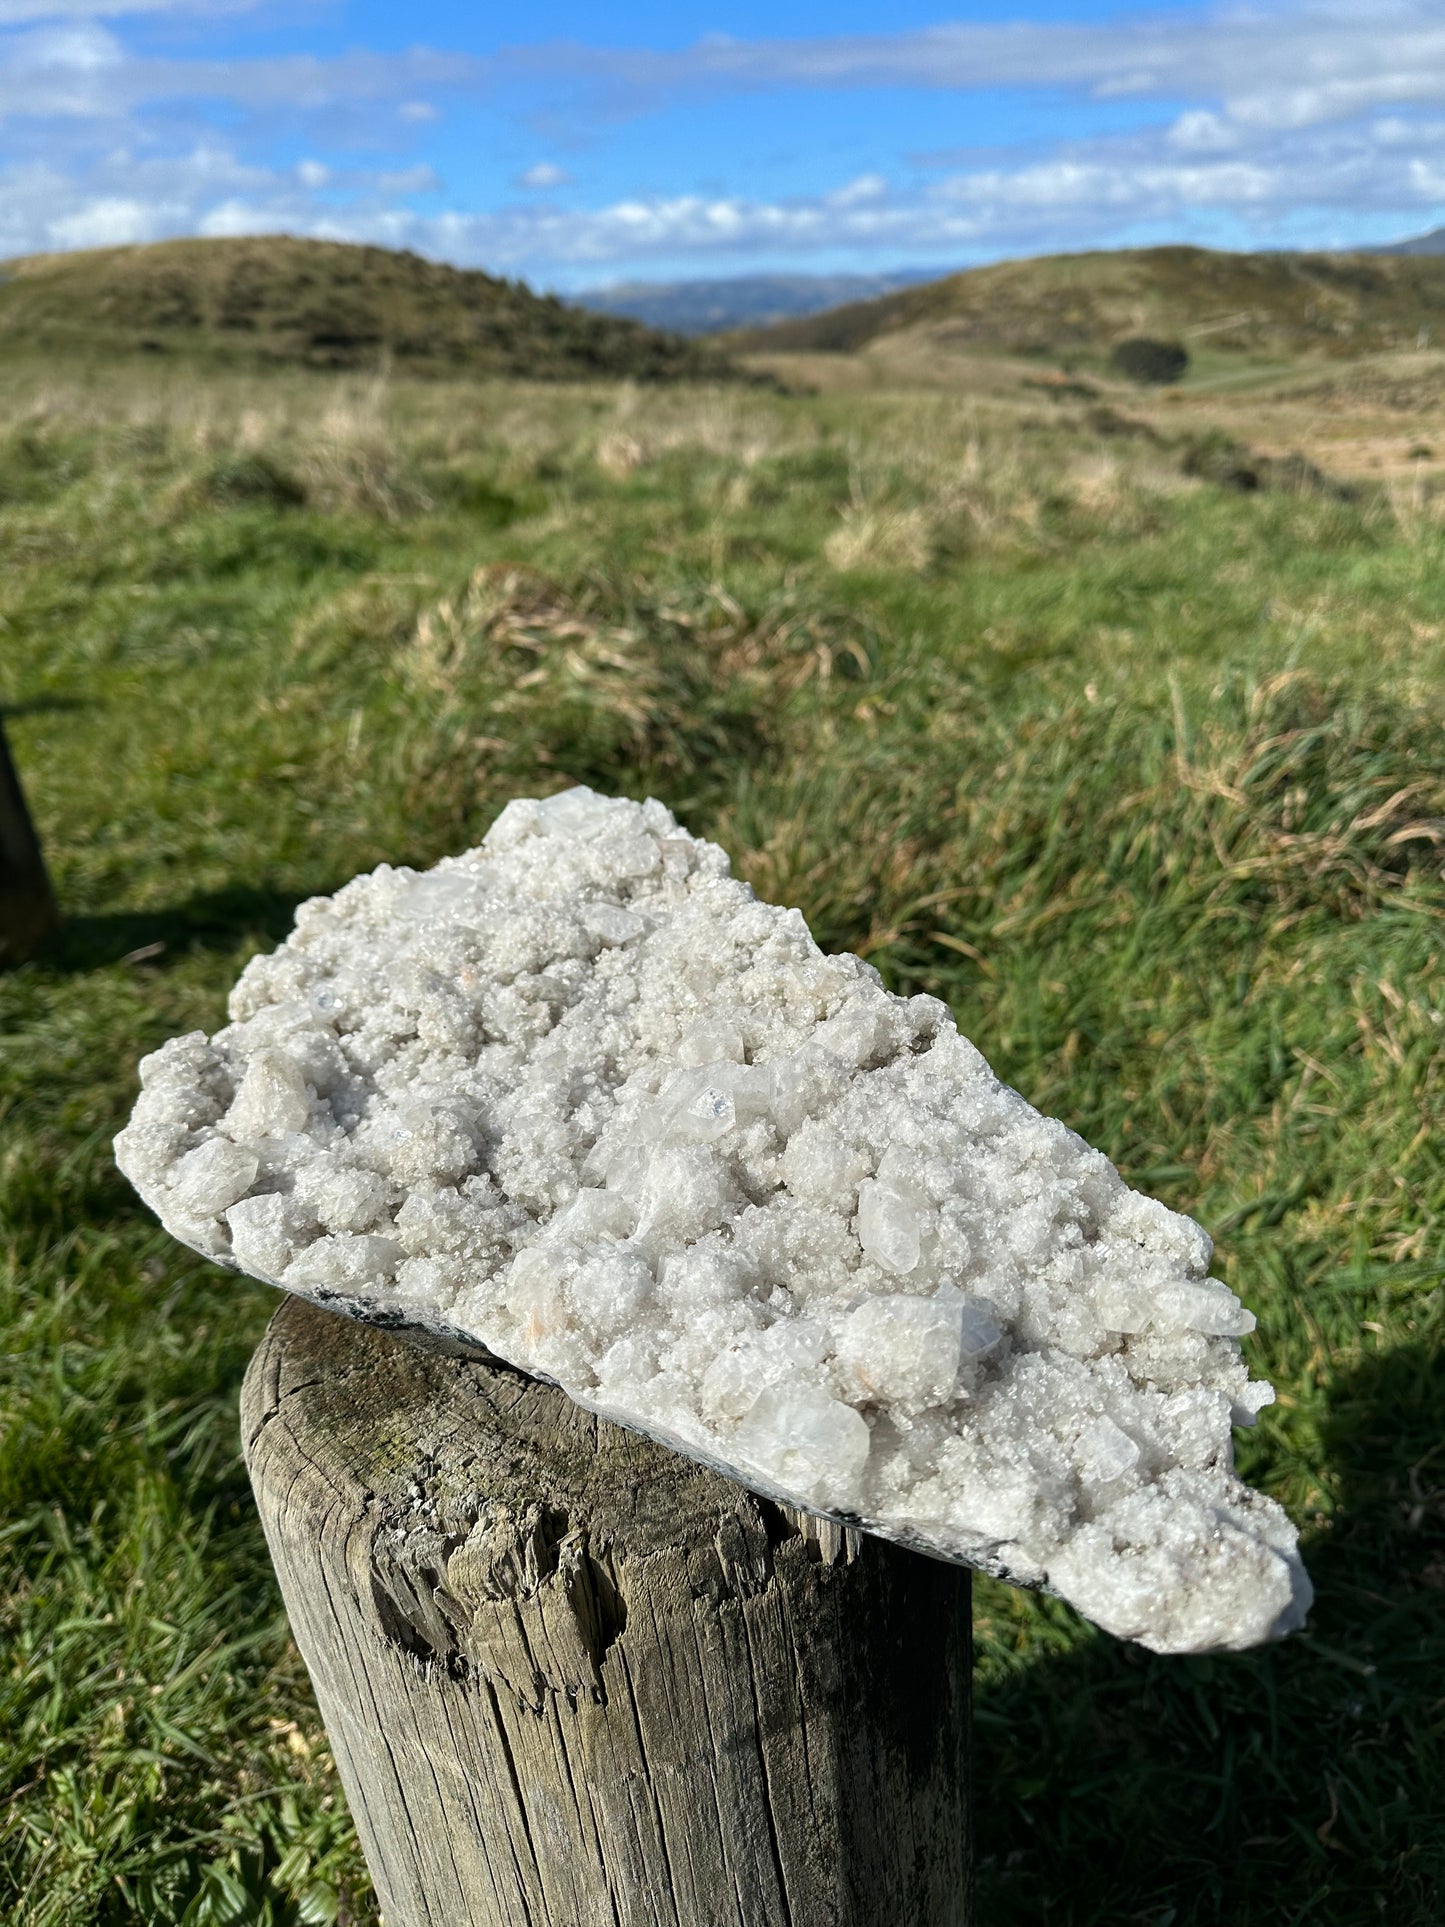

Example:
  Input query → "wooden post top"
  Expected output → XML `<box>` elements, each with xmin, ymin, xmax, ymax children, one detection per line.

<box><xmin>243</xmin><ymin>1295</ymin><xmax>973</xmax><ymax>1927</ymax></box>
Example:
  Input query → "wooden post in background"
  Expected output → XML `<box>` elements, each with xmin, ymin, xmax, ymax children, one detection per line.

<box><xmin>0</xmin><ymin>717</ymin><xmax>59</xmax><ymax>964</ymax></box>
<box><xmin>242</xmin><ymin>1296</ymin><xmax>973</xmax><ymax>1927</ymax></box>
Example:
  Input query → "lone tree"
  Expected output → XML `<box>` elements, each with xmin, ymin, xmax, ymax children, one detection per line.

<box><xmin>1109</xmin><ymin>336</ymin><xmax>1189</xmax><ymax>385</ymax></box>
<box><xmin>0</xmin><ymin>717</ymin><xmax>59</xmax><ymax>964</ymax></box>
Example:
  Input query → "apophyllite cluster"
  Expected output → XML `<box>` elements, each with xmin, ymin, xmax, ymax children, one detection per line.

<box><xmin>117</xmin><ymin>787</ymin><xmax>1311</xmax><ymax>1654</ymax></box>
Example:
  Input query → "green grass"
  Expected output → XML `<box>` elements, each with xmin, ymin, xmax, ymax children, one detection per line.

<box><xmin>2</xmin><ymin>360</ymin><xmax>1443</xmax><ymax>1925</ymax></box>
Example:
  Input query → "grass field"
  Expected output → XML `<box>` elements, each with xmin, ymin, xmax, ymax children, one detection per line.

<box><xmin>2</xmin><ymin>351</ymin><xmax>1443</xmax><ymax>1925</ymax></box>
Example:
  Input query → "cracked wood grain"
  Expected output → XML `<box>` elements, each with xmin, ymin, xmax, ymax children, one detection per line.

<box><xmin>242</xmin><ymin>1295</ymin><xmax>973</xmax><ymax>1927</ymax></box>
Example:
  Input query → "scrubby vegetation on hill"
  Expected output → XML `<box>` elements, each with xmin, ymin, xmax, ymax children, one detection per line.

<box><xmin>731</xmin><ymin>243</ymin><xmax>1445</xmax><ymax>369</ymax></box>
<box><xmin>0</xmin><ymin>235</ymin><xmax>749</xmax><ymax>381</ymax></box>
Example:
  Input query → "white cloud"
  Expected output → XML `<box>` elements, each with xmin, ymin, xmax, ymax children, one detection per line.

<box><xmin>376</xmin><ymin>163</ymin><xmax>436</xmax><ymax>194</ymax></box>
<box><xmin>0</xmin><ymin>3</ymin><xmax>1437</xmax><ymax>151</ymax></box>
<box><xmin>48</xmin><ymin>192</ymin><xmax>161</xmax><ymax>245</ymax></box>
<box><xmin>517</xmin><ymin>161</ymin><xmax>569</xmax><ymax>190</ymax></box>
<box><xmin>828</xmin><ymin>173</ymin><xmax>887</xmax><ymax>207</ymax></box>
<box><xmin>0</xmin><ymin>141</ymin><xmax>424</xmax><ymax>259</ymax></box>
<box><xmin>1407</xmin><ymin>155</ymin><xmax>1445</xmax><ymax>199</ymax></box>
<box><xmin>1168</xmin><ymin>111</ymin><xmax>1238</xmax><ymax>155</ymax></box>
<box><xmin>196</xmin><ymin>195</ymin><xmax>273</xmax><ymax>237</ymax></box>
<box><xmin>5</xmin><ymin>102</ymin><xmax>1445</xmax><ymax>280</ymax></box>
<box><xmin>2</xmin><ymin>0</ymin><xmax>1445</xmax><ymax>283</ymax></box>
<box><xmin>14</xmin><ymin>3</ymin><xmax>1431</xmax><ymax>154</ymax></box>
<box><xmin>360</xmin><ymin>119</ymin><xmax>1445</xmax><ymax>271</ymax></box>
<box><xmin>518</xmin><ymin>4</ymin><xmax>1445</xmax><ymax>140</ymax></box>
<box><xmin>9</xmin><ymin>21</ymin><xmax>121</xmax><ymax>71</ymax></box>
<box><xmin>0</xmin><ymin>0</ymin><xmax>280</xmax><ymax>17</ymax></box>
<box><xmin>0</xmin><ymin>31</ymin><xmax>477</xmax><ymax>123</ymax></box>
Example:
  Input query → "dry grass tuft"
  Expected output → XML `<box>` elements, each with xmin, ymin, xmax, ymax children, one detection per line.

<box><xmin>824</xmin><ymin>502</ymin><xmax>933</xmax><ymax>573</ymax></box>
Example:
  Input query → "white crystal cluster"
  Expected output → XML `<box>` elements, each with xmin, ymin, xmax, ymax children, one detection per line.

<box><xmin>116</xmin><ymin>787</ymin><xmax>1310</xmax><ymax>1653</ymax></box>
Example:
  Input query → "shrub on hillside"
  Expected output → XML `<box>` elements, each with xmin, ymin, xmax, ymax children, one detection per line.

<box><xmin>202</xmin><ymin>451</ymin><xmax>307</xmax><ymax>509</ymax></box>
<box><xmin>1109</xmin><ymin>337</ymin><xmax>1189</xmax><ymax>385</ymax></box>
<box><xmin>1179</xmin><ymin>429</ymin><xmax>1358</xmax><ymax>500</ymax></box>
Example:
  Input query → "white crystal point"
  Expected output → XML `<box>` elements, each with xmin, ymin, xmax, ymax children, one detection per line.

<box><xmin>113</xmin><ymin>785</ymin><xmax>1311</xmax><ymax>1655</ymax></box>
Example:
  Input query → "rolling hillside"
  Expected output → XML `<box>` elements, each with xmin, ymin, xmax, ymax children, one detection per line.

<box><xmin>730</xmin><ymin>244</ymin><xmax>1445</xmax><ymax>367</ymax></box>
<box><xmin>0</xmin><ymin>235</ymin><xmax>745</xmax><ymax>381</ymax></box>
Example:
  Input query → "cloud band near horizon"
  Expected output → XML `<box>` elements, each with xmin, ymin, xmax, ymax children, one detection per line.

<box><xmin>1</xmin><ymin>3</ymin><xmax>1444</xmax><ymax>284</ymax></box>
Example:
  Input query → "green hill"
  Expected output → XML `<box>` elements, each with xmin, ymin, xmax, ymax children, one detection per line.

<box><xmin>730</xmin><ymin>244</ymin><xmax>1445</xmax><ymax>366</ymax></box>
<box><xmin>0</xmin><ymin>235</ymin><xmax>746</xmax><ymax>381</ymax></box>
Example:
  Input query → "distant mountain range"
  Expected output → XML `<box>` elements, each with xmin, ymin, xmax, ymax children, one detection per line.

<box><xmin>574</xmin><ymin>240</ymin><xmax>1445</xmax><ymax>343</ymax></box>
<box><xmin>1371</xmin><ymin>227</ymin><xmax>1445</xmax><ymax>256</ymax></box>
<box><xmin>574</xmin><ymin>269</ymin><xmax>943</xmax><ymax>336</ymax></box>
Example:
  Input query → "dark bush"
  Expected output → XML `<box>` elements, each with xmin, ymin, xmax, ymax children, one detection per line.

<box><xmin>201</xmin><ymin>452</ymin><xmax>307</xmax><ymax>509</ymax></box>
<box><xmin>1179</xmin><ymin>430</ymin><xmax>1261</xmax><ymax>491</ymax></box>
<box><xmin>1085</xmin><ymin>404</ymin><xmax>1162</xmax><ymax>443</ymax></box>
<box><xmin>423</xmin><ymin>468</ymin><xmax>526</xmax><ymax>524</ymax></box>
<box><xmin>1109</xmin><ymin>336</ymin><xmax>1189</xmax><ymax>385</ymax></box>
<box><xmin>1178</xmin><ymin>430</ymin><xmax>1359</xmax><ymax>500</ymax></box>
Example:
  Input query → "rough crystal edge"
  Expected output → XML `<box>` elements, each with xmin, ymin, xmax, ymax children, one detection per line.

<box><xmin>203</xmin><ymin>1233</ymin><xmax>1306</xmax><ymax>1650</ymax></box>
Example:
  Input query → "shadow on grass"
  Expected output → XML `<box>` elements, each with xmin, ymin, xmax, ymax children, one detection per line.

<box><xmin>0</xmin><ymin>694</ymin><xmax>87</xmax><ymax>721</ymax></box>
<box><xmin>34</xmin><ymin>881</ymin><xmax>316</xmax><ymax>974</ymax></box>
<box><xmin>975</xmin><ymin>1339</ymin><xmax>1445</xmax><ymax>1927</ymax></box>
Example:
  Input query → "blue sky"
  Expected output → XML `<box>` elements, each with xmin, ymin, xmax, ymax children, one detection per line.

<box><xmin>3</xmin><ymin>1</ymin><xmax>1445</xmax><ymax>287</ymax></box>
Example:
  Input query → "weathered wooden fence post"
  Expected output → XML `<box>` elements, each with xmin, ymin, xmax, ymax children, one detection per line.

<box><xmin>242</xmin><ymin>1295</ymin><xmax>973</xmax><ymax>1927</ymax></box>
<box><xmin>0</xmin><ymin>717</ymin><xmax>59</xmax><ymax>964</ymax></box>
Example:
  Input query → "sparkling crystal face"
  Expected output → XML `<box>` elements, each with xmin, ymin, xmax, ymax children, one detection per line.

<box><xmin>115</xmin><ymin>787</ymin><xmax>1310</xmax><ymax>1654</ymax></box>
